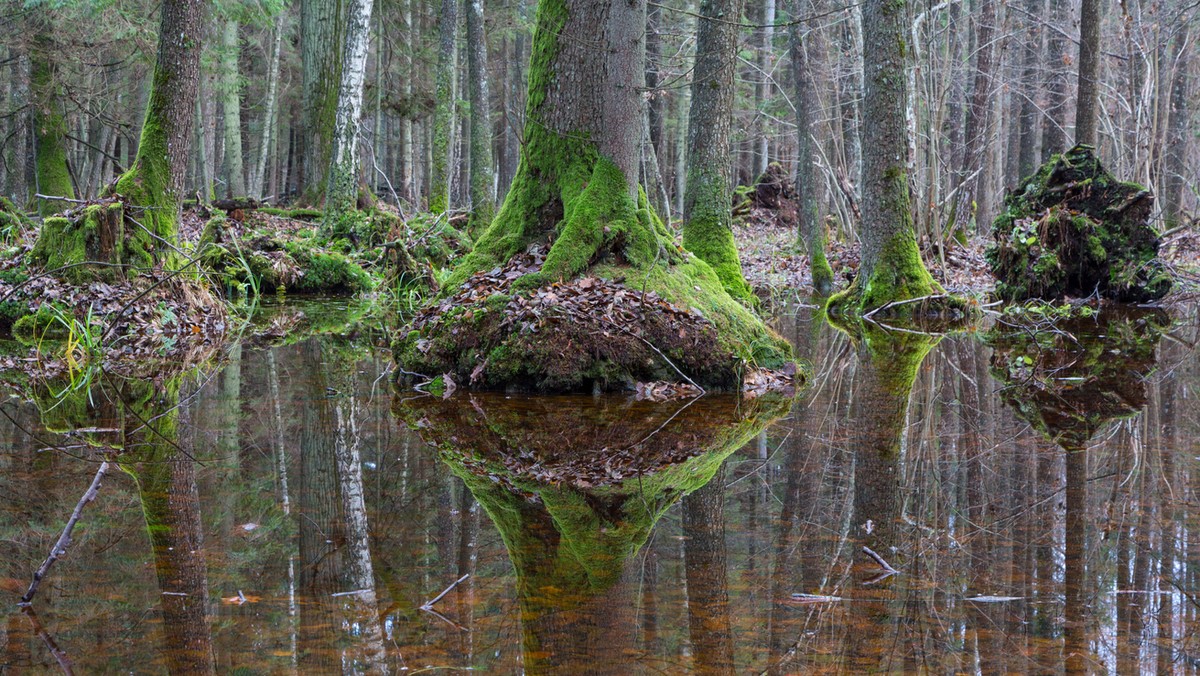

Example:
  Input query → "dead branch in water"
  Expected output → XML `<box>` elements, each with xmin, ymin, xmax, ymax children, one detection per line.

<box><xmin>20</xmin><ymin>461</ymin><xmax>111</xmax><ymax>606</ymax></box>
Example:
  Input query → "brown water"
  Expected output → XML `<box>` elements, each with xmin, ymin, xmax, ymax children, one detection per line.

<box><xmin>0</xmin><ymin>299</ymin><xmax>1197</xmax><ymax>674</ymax></box>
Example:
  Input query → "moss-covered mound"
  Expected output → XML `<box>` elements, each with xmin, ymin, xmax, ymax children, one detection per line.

<box><xmin>396</xmin><ymin>243</ymin><xmax>793</xmax><ymax>392</ymax></box>
<box><xmin>987</xmin><ymin>145</ymin><xmax>1171</xmax><ymax>302</ymax></box>
<box><xmin>0</xmin><ymin>197</ymin><xmax>31</xmax><ymax>237</ymax></box>
<box><xmin>986</xmin><ymin>304</ymin><xmax>1166</xmax><ymax>449</ymax></box>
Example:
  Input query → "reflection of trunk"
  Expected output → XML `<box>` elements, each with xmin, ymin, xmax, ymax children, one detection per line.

<box><xmin>1063</xmin><ymin>444</ymin><xmax>1088</xmax><ymax>674</ymax></box>
<box><xmin>683</xmin><ymin>468</ymin><xmax>734</xmax><ymax>674</ymax></box>
<box><xmin>123</xmin><ymin>383</ymin><xmax>216</xmax><ymax>675</ymax></box>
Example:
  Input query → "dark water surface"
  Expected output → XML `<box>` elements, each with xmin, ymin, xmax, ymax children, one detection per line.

<box><xmin>1</xmin><ymin>299</ymin><xmax>1198</xmax><ymax>674</ymax></box>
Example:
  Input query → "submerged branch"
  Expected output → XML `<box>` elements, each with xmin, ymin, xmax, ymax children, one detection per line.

<box><xmin>20</xmin><ymin>461</ymin><xmax>111</xmax><ymax>605</ymax></box>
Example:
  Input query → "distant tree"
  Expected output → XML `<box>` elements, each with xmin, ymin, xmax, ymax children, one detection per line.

<box><xmin>682</xmin><ymin>0</ymin><xmax>755</xmax><ymax>303</ymax></box>
<box><xmin>465</xmin><ymin>0</ymin><xmax>495</xmax><ymax>232</ymax></box>
<box><xmin>219</xmin><ymin>17</ymin><xmax>246</xmax><ymax>197</ymax></box>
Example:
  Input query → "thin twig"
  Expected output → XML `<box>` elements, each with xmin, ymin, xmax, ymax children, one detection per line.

<box><xmin>22</xmin><ymin>607</ymin><xmax>75</xmax><ymax>675</ymax></box>
<box><xmin>33</xmin><ymin>193</ymin><xmax>90</xmax><ymax>205</ymax></box>
<box><xmin>861</xmin><ymin>545</ymin><xmax>899</xmax><ymax>574</ymax></box>
<box><xmin>421</xmin><ymin>573</ymin><xmax>469</xmax><ymax>609</ymax></box>
<box><xmin>20</xmin><ymin>461</ymin><xmax>111</xmax><ymax>605</ymax></box>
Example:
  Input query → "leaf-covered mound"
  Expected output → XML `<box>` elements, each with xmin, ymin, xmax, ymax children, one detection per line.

<box><xmin>396</xmin><ymin>243</ymin><xmax>792</xmax><ymax>392</ymax></box>
<box><xmin>987</xmin><ymin>304</ymin><xmax>1166</xmax><ymax>449</ymax></box>
<box><xmin>986</xmin><ymin>144</ymin><xmax>1171</xmax><ymax>302</ymax></box>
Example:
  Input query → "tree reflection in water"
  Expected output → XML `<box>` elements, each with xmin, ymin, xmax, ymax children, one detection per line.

<box><xmin>2</xmin><ymin>300</ymin><xmax>1199</xmax><ymax>674</ymax></box>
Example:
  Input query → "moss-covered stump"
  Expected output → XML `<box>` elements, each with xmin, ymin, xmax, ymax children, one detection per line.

<box><xmin>396</xmin><ymin>242</ymin><xmax>795</xmax><ymax>392</ymax></box>
<box><xmin>987</xmin><ymin>144</ymin><xmax>1171</xmax><ymax>302</ymax></box>
<box><xmin>986</xmin><ymin>304</ymin><xmax>1166</xmax><ymax>449</ymax></box>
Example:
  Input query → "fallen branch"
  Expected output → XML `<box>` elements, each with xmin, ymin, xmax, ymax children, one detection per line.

<box><xmin>861</xmin><ymin>545</ymin><xmax>899</xmax><ymax>575</ymax></box>
<box><xmin>20</xmin><ymin>461</ymin><xmax>111</xmax><ymax>605</ymax></box>
<box><xmin>420</xmin><ymin>573</ymin><xmax>469</xmax><ymax>610</ymax></box>
<box><xmin>22</xmin><ymin>606</ymin><xmax>74</xmax><ymax>674</ymax></box>
<box><xmin>863</xmin><ymin>294</ymin><xmax>952</xmax><ymax>320</ymax></box>
<box><xmin>33</xmin><ymin>193</ymin><xmax>90</xmax><ymax>205</ymax></box>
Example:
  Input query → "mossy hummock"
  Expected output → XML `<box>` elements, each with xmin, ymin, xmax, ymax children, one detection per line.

<box><xmin>397</xmin><ymin>0</ymin><xmax>792</xmax><ymax>392</ymax></box>
<box><xmin>986</xmin><ymin>144</ymin><xmax>1171</xmax><ymax>302</ymax></box>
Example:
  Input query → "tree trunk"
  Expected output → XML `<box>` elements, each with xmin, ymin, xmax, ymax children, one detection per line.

<box><xmin>791</xmin><ymin>9</ymin><xmax>833</xmax><ymax>294</ymax></box>
<box><xmin>682</xmin><ymin>0</ymin><xmax>755</xmax><ymax>303</ymax></box>
<box><xmin>430</xmin><ymin>0</ymin><xmax>458</xmax><ymax>214</ymax></box>
<box><xmin>752</xmin><ymin>0</ymin><xmax>777</xmax><ymax>178</ymax></box>
<box><xmin>952</xmin><ymin>0</ymin><xmax>997</xmax><ymax>234</ymax></box>
<box><xmin>324</xmin><ymin>0</ymin><xmax>375</xmax><ymax>225</ymax></box>
<box><xmin>8</xmin><ymin>48</ymin><xmax>30</xmax><ymax>205</ymax></box>
<box><xmin>683</xmin><ymin>469</ymin><xmax>735</xmax><ymax>673</ymax></box>
<box><xmin>30</xmin><ymin>30</ymin><xmax>75</xmax><ymax>215</ymax></box>
<box><xmin>465</xmin><ymin>0</ymin><xmax>495</xmax><ymax>233</ymax></box>
<box><xmin>400</xmin><ymin>0</ymin><xmax>414</xmax><ymax>202</ymax></box>
<box><xmin>301</xmin><ymin>0</ymin><xmax>346</xmax><ymax>202</ymax></box>
<box><xmin>399</xmin><ymin>0</ymin><xmax>792</xmax><ymax>391</ymax></box>
<box><xmin>1075</xmin><ymin>0</ymin><xmax>1101</xmax><ymax>146</ymax></box>
<box><xmin>252</xmin><ymin>13</ymin><xmax>285</xmax><ymax>200</ymax></box>
<box><xmin>1016</xmin><ymin>0</ymin><xmax>1043</xmax><ymax>179</ymax></box>
<box><xmin>1042</xmin><ymin>0</ymin><xmax>1070</xmax><ymax>158</ymax></box>
<box><xmin>1162</xmin><ymin>27</ymin><xmax>1190</xmax><ymax>228</ymax></box>
<box><xmin>219</xmin><ymin>20</ymin><xmax>246</xmax><ymax>197</ymax></box>
<box><xmin>829</xmin><ymin>0</ymin><xmax>941</xmax><ymax>314</ymax></box>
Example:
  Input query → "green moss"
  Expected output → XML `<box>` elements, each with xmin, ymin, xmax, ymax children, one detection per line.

<box><xmin>259</xmin><ymin>207</ymin><xmax>324</xmax><ymax>220</ymax></box>
<box><xmin>828</xmin><ymin>230</ymin><xmax>943</xmax><ymax>316</ymax></box>
<box><xmin>12</xmin><ymin>304</ymin><xmax>71</xmax><ymax>345</ymax></box>
<box><xmin>31</xmin><ymin>49</ymin><xmax>75</xmax><ymax>216</ymax></box>
<box><xmin>682</xmin><ymin>165</ymin><xmax>755</xmax><ymax>304</ymax></box>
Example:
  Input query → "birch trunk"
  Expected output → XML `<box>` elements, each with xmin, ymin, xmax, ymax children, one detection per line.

<box><xmin>252</xmin><ymin>13</ymin><xmax>285</xmax><ymax>200</ymax></box>
<box><xmin>324</xmin><ymin>0</ymin><xmax>374</xmax><ymax>226</ymax></box>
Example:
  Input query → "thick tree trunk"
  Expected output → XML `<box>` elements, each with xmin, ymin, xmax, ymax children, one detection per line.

<box><xmin>252</xmin><ymin>13</ymin><xmax>284</xmax><ymax>200</ymax></box>
<box><xmin>324</xmin><ymin>0</ymin><xmax>374</xmax><ymax>225</ymax></box>
<box><xmin>1075</xmin><ymin>0</ymin><xmax>1101</xmax><ymax>146</ymax></box>
<box><xmin>30</xmin><ymin>30</ymin><xmax>75</xmax><ymax>215</ymax></box>
<box><xmin>1162</xmin><ymin>28</ymin><xmax>1190</xmax><ymax>228</ymax></box>
<box><xmin>465</xmin><ymin>0</ymin><xmax>495</xmax><ymax>233</ymax></box>
<box><xmin>682</xmin><ymin>0</ymin><xmax>755</xmax><ymax>303</ymax></box>
<box><xmin>220</xmin><ymin>20</ymin><xmax>246</xmax><ymax>197</ymax></box>
<box><xmin>791</xmin><ymin>10</ymin><xmax>833</xmax><ymax>295</ymax></box>
<box><xmin>682</xmin><ymin>470</ymin><xmax>735</xmax><ymax>673</ymax></box>
<box><xmin>429</xmin><ymin>0</ymin><xmax>458</xmax><ymax>214</ymax></box>
<box><xmin>830</xmin><ymin>0</ymin><xmax>941</xmax><ymax>314</ymax></box>
<box><xmin>301</xmin><ymin>0</ymin><xmax>346</xmax><ymax>202</ymax></box>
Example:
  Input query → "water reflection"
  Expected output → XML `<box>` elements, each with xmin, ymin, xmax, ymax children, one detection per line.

<box><xmin>0</xmin><ymin>300</ymin><xmax>1197</xmax><ymax>673</ymax></box>
<box><xmin>396</xmin><ymin>393</ymin><xmax>790</xmax><ymax>674</ymax></box>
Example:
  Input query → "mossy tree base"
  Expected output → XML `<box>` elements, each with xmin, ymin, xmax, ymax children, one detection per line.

<box><xmin>987</xmin><ymin>144</ymin><xmax>1171</xmax><ymax>302</ymax></box>
<box><xmin>827</xmin><ymin>230</ymin><xmax>969</xmax><ymax>320</ymax></box>
<box><xmin>29</xmin><ymin>200</ymin><xmax>128</xmax><ymax>283</ymax></box>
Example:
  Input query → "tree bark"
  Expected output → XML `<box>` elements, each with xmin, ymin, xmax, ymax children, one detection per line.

<box><xmin>252</xmin><ymin>13</ymin><xmax>285</xmax><ymax>200</ymax></box>
<box><xmin>219</xmin><ymin>19</ymin><xmax>246</xmax><ymax>197</ymax></box>
<box><xmin>682</xmin><ymin>0</ymin><xmax>755</xmax><ymax>303</ymax></box>
<box><xmin>1075</xmin><ymin>0</ymin><xmax>1101</xmax><ymax>146</ymax></box>
<box><xmin>1041</xmin><ymin>0</ymin><xmax>1070</xmax><ymax>158</ymax></box>
<box><xmin>1162</xmin><ymin>27</ymin><xmax>1190</xmax><ymax>228</ymax></box>
<box><xmin>1016</xmin><ymin>0</ymin><xmax>1043</xmax><ymax>179</ymax></box>
<box><xmin>465</xmin><ymin>0</ymin><xmax>495</xmax><ymax>233</ymax></box>
<box><xmin>791</xmin><ymin>9</ymin><xmax>833</xmax><ymax>294</ymax></box>
<box><xmin>324</xmin><ymin>0</ymin><xmax>375</xmax><ymax>224</ymax></box>
<box><xmin>830</xmin><ymin>0</ymin><xmax>941</xmax><ymax>313</ymax></box>
<box><xmin>683</xmin><ymin>469</ymin><xmax>735</xmax><ymax>674</ymax></box>
<box><xmin>30</xmin><ymin>29</ymin><xmax>75</xmax><ymax>214</ymax></box>
<box><xmin>301</xmin><ymin>0</ymin><xmax>346</xmax><ymax>202</ymax></box>
<box><xmin>952</xmin><ymin>0</ymin><xmax>997</xmax><ymax>234</ymax></box>
<box><xmin>430</xmin><ymin>0</ymin><xmax>458</xmax><ymax>214</ymax></box>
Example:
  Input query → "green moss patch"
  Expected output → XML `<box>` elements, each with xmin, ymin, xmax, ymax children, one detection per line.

<box><xmin>986</xmin><ymin>144</ymin><xmax>1171</xmax><ymax>302</ymax></box>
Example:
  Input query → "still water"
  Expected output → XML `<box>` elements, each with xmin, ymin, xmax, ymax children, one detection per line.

<box><xmin>0</xmin><ymin>299</ymin><xmax>1197</xmax><ymax>674</ymax></box>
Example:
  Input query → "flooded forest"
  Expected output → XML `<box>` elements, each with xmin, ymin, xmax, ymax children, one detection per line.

<box><xmin>0</xmin><ymin>0</ymin><xmax>1199</xmax><ymax>672</ymax></box>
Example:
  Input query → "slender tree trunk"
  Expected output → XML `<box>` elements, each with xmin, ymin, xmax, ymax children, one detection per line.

<box><xmin>252</xmin><ymin>13</ymin><xmax>285</xmax><ymax>200</ymax></box>
<box><xmin>682</xmin><ymin>0</ymin><xmax>755</xmax><ymax>303</ymax></box>
<box><xmin>752</xmin><ymin>0</ymin><xmax>777</xmax><ymax>178</ymax></box>
<box><xmin>1016</xmin><ymin>0</ymin><xmax>1043</xmax><ymax>179</ymax></box>
<box><xmin>1042</xmin><ymin>0</ymin><xmax>1070</xmax><ymax>157</ymax></box>
<box><xmin>682</xmin><ymin>470</ymin><xmax>735</xmax><ymax>673</ymax></box>
<box><xmin>8</xmin><ymin>49</ymin><xmax>30</xmax><ymax>204</ymax></box>
<box><xmin>952</xmin><ymin>0</ymin><xmax>997</xmax><ymax>233</ymax></box>
<box><xmin>400</xmin><ymin>0</ymin><xmax>415</xmax><ymax>202</ymax></box>
<box><xmin>430</xmin><ymin>0</ymin><xmax>458</xmax><ymax>213</ymax></box>
<box><xmin>301</xmin><ymin>0</ymin><xmax>346</xmax><ymax>202</ymax></box>
<box><xmin>466</xmin><ymin>0</ymin><xmax>495</xmax><ymax>232</ymax></box>
<box><xmin>791</xmin><ymin>8</ymin><xmax>833</xmax><ymax>294</ymax></box>
<box><xmin>219</xmin><ymin>19</ymin><xmax>246</xmax><ymax>197</ymax></box>
<box><xmin>1162</xmin><ymin>27</ymin><xmax>1190</xmax><ymax>228</ymax></box>
<box><xmin>1075</xmin><ymin>0</ymin><xmax>1101</xmax><ymax>146</ymax></box>
<box><xmin>324</xmin><ymin>0</ymin><xmax>375</xmax><ymax>224</ymax></box>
